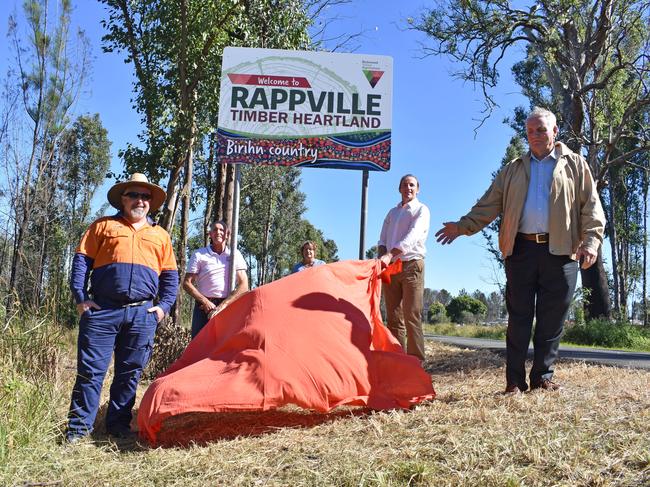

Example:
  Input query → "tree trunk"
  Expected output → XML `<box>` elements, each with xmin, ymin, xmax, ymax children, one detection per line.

<box><xmin>202</xmin><ymin>132</ymin><xmax>217</xmax><ymax>246</ymax></box>
<box><xmin>173</xmin><ymin>117</ymin><xmax>196</xmax><ymax>326</ymax></box>
<box><xmin>619</xmin><ymin>238</ymin><xmax>628</xmax><ymax>317</ymax></box>
<box><xmin>605</xmin><ymin>178</ymin><xmax>619</xmax><ymax>313</ymax></box>
<box><xmin>0</xmin><ymin>219</ymin><xmax>10</xmax><ymax>283</ymax></box>
<box><xmin>581</xmin><ymin>249</ymin><xmax>611</xmax><ymax>319</ymax></box>
<box><xmin>7</xmin><ymin>202</ymin><xmax>29</xmax><ymax>315</ymax></box>
<box><xmin>260</xmin><ymin>174</ymin><xmax>275</xmax><ymax>285</ymax></box>
<box><xmin>215</xmin><ymin>162</ymin><xmax>227</xmax><ymax>223</ymax></box>
<box><xmin>641</xmin><ymin>170</ymin><xmax>648</xmax><ymax>326</ymax></box>
<box><xmin>224</xmin><ymin>165</ymin><xmax>235</xmax><ymax>230</ymax></box>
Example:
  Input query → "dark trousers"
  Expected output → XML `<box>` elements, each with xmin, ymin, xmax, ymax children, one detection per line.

<box><xmin>504</xmin><ymin>239</ymin><xmax>578</xmax><ymax>390</ymax></box>
<box><xmin>191</xmin><ymin>297</ymin><xmax>225</xmax><ymax>338</ymax></box>
<box><xmin>383</xmin><ymin>259</ymin><xmax>425</xmax><ymax>361</ymax></box>
<box><xmin>67</xmin><ymin>302</ymin><xmax>157</xmax><ymax>437</ymax></box>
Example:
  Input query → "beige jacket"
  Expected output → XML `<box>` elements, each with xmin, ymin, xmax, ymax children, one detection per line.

<box><xmin>457</xmin><ymin>142</ymin><xmax>606</xmax><ymax>259</ymax></box>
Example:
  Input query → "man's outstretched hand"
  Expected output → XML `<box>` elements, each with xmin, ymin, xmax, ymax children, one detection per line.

<box><xmin>435</xmin><ymin>222</ymin><xmax>461</xmax><ymax>245</ymax></box>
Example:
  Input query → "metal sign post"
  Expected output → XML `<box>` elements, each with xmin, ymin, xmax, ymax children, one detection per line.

<box><xmin>228</xmin><ymin>164</ymin><xmax>242</xmax><ymax>292</ymax></box>
<box><xmin>359</xmin><ymin>170</ymin><xmax>369</xmax><ymax>259</ymax></box>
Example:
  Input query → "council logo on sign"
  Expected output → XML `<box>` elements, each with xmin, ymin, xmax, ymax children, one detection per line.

<box><xmin>362</xmin><ymin>69</ymin><xmax>384</xmax><ymax>88</ymax></box>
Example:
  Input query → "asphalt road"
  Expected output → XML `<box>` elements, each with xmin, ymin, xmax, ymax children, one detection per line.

<box><xmin>426</xmin><ymin>334</ymin><xmax>650</xmax><ymax>370</ymax></box>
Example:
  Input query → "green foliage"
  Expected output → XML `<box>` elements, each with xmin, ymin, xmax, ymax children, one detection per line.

<box><xmin>446</xmin><ymin>295</ymin><xmax>487</xmax><ymax>323</ymax></box>
<box><xmin>570</xmin><ymin>286</ymin><xmax>588</xmax><ymax>326</ymax></box>
<box><xmin>0</xmin><ymin>315</ymin><xmax>67</xmax><ymax>466</ymax></box>
<box><xmin>365</xmin><ymin>245</ymin><xmax>379</xmax><ymax>259</ymax></box>
<box><xmin>100</xmin><ymin>0</ymin><xmax>315</xmax><ymax>188</ymax></box>
<box><xmin>424</xmin><ymin>322</ymin><xmax>507</xmax><ymax>341</ymax></box>
<box><xmin>427</xmin><ymin>301</ymin><xmax>447</xmax><ymax>324</ymax></box>
<box><xmin>2</xmin><ymin>1</ymin><xmax>92</xmax><ymax>314</ymax></box>
<box><xmin>59</xmin><ymin>114</ymin><xmax>112</xmax><ymax>228</ymax></box>
<box><xmin>237</xmin><ymin>165</ymin><xmax>337</xmax><ymax>286</ymax></box>
<box><xmin>48</xmin><ymin>114</ymin><xmax>112</xmax><ymax>324</ymax></box>
<box><xmin>572</xmin><ymin>302</ymin><xmax>586</xmax><ymax>327</ymax></box>
<box><xmin>564</xmin><ymin>319</ymin><xmax>650</xmax><ymax>351</ymax></box>
<box><xmin>485</xmin><ymin>290</ymin><xmax>506</xmax><ymax>321</ymax></box>
<box><xmin>436</xmin><ymin>289</ymin><xmax>452</xmax><ymax>306</ymax></box>
<box><xmin>239</xmin><ymin>166</ymin><xmax>304</xmax><ymax>285</ymax></box>
<box><xmin>0</xmin><ymin>371</ymin><xmax>62</xmax><ymax>466</ymax></box>
<box><xmin>411</xmin><ymin>0</ymin><xmax>650</xmax><ymax>317</ymax></box>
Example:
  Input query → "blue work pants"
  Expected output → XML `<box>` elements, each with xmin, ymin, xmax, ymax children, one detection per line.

<box><xmin>66</xmin><ymin>302</ymin><xmax>157</xmax><ymax>437</ymax></box>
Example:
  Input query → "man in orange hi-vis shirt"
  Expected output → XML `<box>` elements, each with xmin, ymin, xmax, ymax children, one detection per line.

<box><xmin>65</xmin><ymin>173</ymin><xmax>178</xmax><ymax>443</ymax></box>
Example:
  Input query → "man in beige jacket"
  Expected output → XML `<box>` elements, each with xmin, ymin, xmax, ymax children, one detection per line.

<box><xmin>436</xmin><ymin>107</ymin><xmax>605</xmax><ymax>394</ymax></box>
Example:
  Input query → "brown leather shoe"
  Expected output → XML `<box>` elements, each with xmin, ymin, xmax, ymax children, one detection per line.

<box><xmin>531</xmin><ymin>379</ymin><xmax>561</xmax><ymax>391</ymax></box>
<box><xmin>504</xmin><ymin>384</ymin><xmax>522</xmax><ymax>394</ymax></box>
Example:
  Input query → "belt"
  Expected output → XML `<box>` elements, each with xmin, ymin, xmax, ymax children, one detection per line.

<box><xmin>197</xmin><ymin>297</ymin><xmax>226</xmax><ymax>304</ymax></box>
<box><xmin>121</xmin><ymin>300</ymin><xmax>149</xmax><ymax>308</ymax></box>
<box><xmin>517</xmin><ymin>232</ymin><xmax>549</xmax><ymax>244</ymax></box>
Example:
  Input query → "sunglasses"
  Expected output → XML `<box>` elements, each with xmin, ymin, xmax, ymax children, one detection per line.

<box><xmin>122</xmin><ymin>192</ymin><xmax>153</xmax><ymax>201</ymax></box>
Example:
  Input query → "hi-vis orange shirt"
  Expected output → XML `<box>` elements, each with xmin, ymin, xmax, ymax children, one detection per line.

<box><xmin>70</xmin><ymin>215</ymin><xmax>178</xmax><ymax>312</ymax></box>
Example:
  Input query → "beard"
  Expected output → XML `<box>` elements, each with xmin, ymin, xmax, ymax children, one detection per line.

<box><xmin>127</xmin><ymin>206</ymin><xmax>147</xmax><ymax>220</ymax></box>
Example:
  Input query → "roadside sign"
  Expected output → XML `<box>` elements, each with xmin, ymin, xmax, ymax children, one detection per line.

<box><xmin>217</xmin><ymin>47</ymin><xmax>393</xmax><ymax>171</ymax></box>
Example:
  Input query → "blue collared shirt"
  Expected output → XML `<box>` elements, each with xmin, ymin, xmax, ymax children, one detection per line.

<box><xmin>518</xmin><ymin>148</ymin><xmax>557</xmax><ymax>233</ymax></box>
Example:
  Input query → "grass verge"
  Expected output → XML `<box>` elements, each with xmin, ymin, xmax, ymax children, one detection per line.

<box><xmin>2</xmin><ymin>338</ymin><xmax>649</xmax><ymax>486</ymax></box>
<box><xmin>424</xmin><ymin>321</ymin><xmax>650</xmax><ymax>352</ymax></box>
<box><xmin>424</xmin><ymin>322</ymin><xmax>507</xmax><ymax>341</ymax></box>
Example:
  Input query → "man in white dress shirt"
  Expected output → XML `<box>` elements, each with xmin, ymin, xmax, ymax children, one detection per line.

<box><xmin>183</xmin><ymin>220</ymin><xmax>249</xmax><ymax>338</ymax></box>
<box><xmin>378</xmin><ymin>174</ymin><xmax>430</xmax><ymax>361</ymax></box>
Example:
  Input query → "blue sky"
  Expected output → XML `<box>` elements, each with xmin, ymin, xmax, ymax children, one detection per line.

<box><xmin>1</xmin><ymin>0</ymin><xmax>531</xmax><ymax>295</ymax></box>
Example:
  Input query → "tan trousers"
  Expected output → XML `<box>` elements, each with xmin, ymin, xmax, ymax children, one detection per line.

<box><xmin>383</xmin><ymin>259</ymin><xmax>425</xmax><ymax>360</ymax></box>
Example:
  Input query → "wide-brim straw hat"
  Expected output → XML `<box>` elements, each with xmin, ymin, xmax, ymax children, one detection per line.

<box><xmin>107</xmin><ymin>173</ymin><xmax>166</xmax><ymax>212</ymax></box>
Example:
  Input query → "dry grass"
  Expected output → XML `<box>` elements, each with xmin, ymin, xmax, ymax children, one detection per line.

<box><xmin>3</xmin><ymin>341</ymin><xmax>649</xmax><ymax>487</ymax></box>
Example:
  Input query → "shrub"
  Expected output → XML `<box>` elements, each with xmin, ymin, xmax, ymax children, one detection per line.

<box><xmin>144</xmin><ymin>319</ymin><xmax>191</xmax><ymax>380</ymax></box>
<box><xmin>460</xmin><ymin>310</ymin><xmax>480</xmax><ymax>324</ymax></box>
<box><xmin>563</xmin><ymin>318</ymin><xmax>650</xmax><ymax>351</ymax></box>
<box><xmin>446</xmin><ymin>295</ymin><xmax>487</xmax><ymax>323</ymax></box>
<box><xmin>427</xmin><ymin>302</ymin><xmax>447</xmax><ymax>323</ymax></box>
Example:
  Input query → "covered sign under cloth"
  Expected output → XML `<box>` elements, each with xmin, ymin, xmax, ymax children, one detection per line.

<box><xmin>137</xmin><ymin>260</ymin><xmax>435</xmax><ymax>445</ymax></box>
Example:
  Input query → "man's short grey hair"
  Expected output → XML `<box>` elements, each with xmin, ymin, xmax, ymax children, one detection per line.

<box><xmin>526</xmin><ymin>107</ymin><xmax>557</xmax><ymax>126</ymax></box>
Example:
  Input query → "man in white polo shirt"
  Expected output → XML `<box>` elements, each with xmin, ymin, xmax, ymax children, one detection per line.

<box><xmin>378</xmin><ymin>174</ymin><xmax>430</xmax><ymax>362</ymax></box>
<box><xmin>183</xmin><ymin>220</ymin><xmax>248</xmax><ymax>338</ymax></box>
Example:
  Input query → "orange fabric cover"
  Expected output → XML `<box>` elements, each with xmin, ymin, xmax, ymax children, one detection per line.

<box><xmin>137</xmin><ymin>260</ymin><xmax>435</xmax><ymax>444</ymax></box>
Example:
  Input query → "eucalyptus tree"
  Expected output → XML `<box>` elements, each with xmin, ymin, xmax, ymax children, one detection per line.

<box><xmin>2</xmin><ymin>0</ymin><xmax>90</xmax><ymax>313</ymax></box>
<box><xmin>238</xmin><ymin>165</ymin><xmax>307</xmax><ymax>286</ymax></box>
<box><xmin>100</xmin><ymin>0</ymin><xmax>348</xmax><ymax>323</ymax></box>
<box><xmin>47</xmin><ymin>114</ymin><xmax>111</xmax><ymax>323</ymax></box>
<box><xmin>604</xmin><ymin>158</ymin><xmax>646</xmax><ymax>314</ymax></box>
<box><xmin>410</xmin><ymin>0</ymin><xmax>650</xmax><ymax>318</ymax></box>
<box><xmin>100</xmin><ymin>0</ymin><xmax>242</xmax><ymax>270</ymax></box>
<box><xmin>100</xmin><ymin>0</ymin><xmax>313</xmax><ymax>241</ymax></box>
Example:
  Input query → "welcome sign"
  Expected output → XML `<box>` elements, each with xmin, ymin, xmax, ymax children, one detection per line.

<box><xmin>217</xmin><ymin>47</ymin><xmax>393</xmax><ymax>171</ymax></box>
